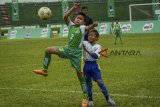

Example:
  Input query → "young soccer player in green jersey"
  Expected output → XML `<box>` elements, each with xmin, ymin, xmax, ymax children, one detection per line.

<box><xmin>113</xmin><ymin>19</ymin><xmax>123</xmax><ymax>45</ymax></box>
<box><xmin>33</xmin><ymin>3</ymin><xmax>98</xmax><ymax>107</ymax></box>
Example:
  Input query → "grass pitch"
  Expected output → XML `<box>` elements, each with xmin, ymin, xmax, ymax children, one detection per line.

<box><xmin>0</xmin><ymin>33</ymin><xmax>160</xmax><ymax>107</ymax></box>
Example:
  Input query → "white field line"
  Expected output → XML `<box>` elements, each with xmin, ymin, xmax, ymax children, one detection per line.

<box><xmin>1</xmin><ymin>64</ymin><xmax>160</xmax><ymax>99</ymax></box>
<box><xmin>0</xmin><ymin>87</ymin><xmax>159</xmax><ymax>99</ymax></box>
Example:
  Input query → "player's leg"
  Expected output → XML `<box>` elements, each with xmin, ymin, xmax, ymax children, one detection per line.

<box><xmin>77</xmin><ymin>72</ymin><xmax>88</xmax><ymax>107</ymax></box>
<box><xmin>83</xmin><ymin>63</ymin><xmax>93</xmax><ymax>104</ymax></box>
<box><xmin>84</xmin><ymin>62</ymin><xmax>95</xmax><ymax>107</ymax></box>
<box><xmin>92</xmin><ymin>62</ymin><xmax>115</xmax><ymax>106</ymax></box>
<box><xmin>43</xmin><ymin>47</ymin><xmax>59</xmax><ymax>71</ymax></box>
<box><xmin>86</xmin><ymin>77</ymin><xmax>94</xmax><ymax>107</ymax></box>
<box><xmin>33</xmin><ymin>46</ymin><xmax>68</xmax><ymax>76</ymax></box>
<box><xmin>92</xmin><ymin>63</ymin><xmax>109</xmax><ymax>102</ymax></box>
<box><xmin>117</xmin><ymin>30</ymin><xmax>123</xmax><ymax>44</ymax></box>
<box><xmin>33</xmin><ymin>47</ymin><xmax>58</xmax><ymax>75</ymax></box>
<box><xmin>96</xmin><ymin>79</ymin><xmax>115</xmax><ymax>106</ymax></box>
<box><xmin>119</xmin><ymin>35</ymin><xmax>123</xmax><ymax>44</ymax></box>
<box><xmin>87</xmin><ymin>78</ymin><xmax>93</xmax><ymax>102</ymax></box>
<box><xmin>69</xmin><ymin>49</ymin><xmax>88</xmax><ymax>107</ymax></box>
<box><xmin>96</xmin><ymin>79</ymin><xmax>109</xmax><ymax>100</ymax></box>
<box><xmin>114</xmin><ymin>31</ymin><xmax>118</xmax><ymax>45</ymax></box>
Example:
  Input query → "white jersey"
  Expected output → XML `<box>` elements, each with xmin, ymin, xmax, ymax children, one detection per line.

<box><xmin>83</xmin><ymin>41</ymin><xmax>101</xmax><ymax>61</ymax></box>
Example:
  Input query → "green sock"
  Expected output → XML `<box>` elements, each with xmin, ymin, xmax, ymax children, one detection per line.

<box><xmin>114</xmin><ymin>36</ymin><xmax>117</xmax><ymax>44</ymax></box>
<box><xmin>43</xmin><ymin>51</ymin><xmax>51</xmax><ymax>72</ymax></box>
<box><xmin>119</xmin><ymin>36</ymin><xmax>123</xmax><ymax>44</ymax></box>
<box><xmin>78</xmin><ymin>77</ymin><xmax>88</xmax><ymax>99</ymax></box>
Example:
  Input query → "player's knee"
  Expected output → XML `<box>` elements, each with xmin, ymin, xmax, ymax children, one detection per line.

<box><xmin>45</xmin><ymin>47</ymin><xmax>50</xmax><ymax>52</ymax></box>
<box><xmin>96</xmin><ymin>80</ymin><xmax>104</xmax><ymax>87</ymax></box>
<box><xmin>45</xmin><ymin>47</ymin><xmax>57</xmax><ymax>54</ymax></box>
<box><xmin>77</xmin><ymin>72</ymin><xmax>83</xmax><ymax>78</ymax></box>
<box><xmin>96</xmin><ymin>79</ymin><xmax>102</xmax><ymax>83</ymax></box>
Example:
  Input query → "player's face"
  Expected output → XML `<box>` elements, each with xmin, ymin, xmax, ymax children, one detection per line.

<box><xmin>81</xmin><ymin>9</ymin><xmax>88</xmax><ymax>15</ymax></box>
<box><xmin>116</xmin><ymin>20</ymin><xmax>119</xmax><ymax>24</ymax></box>
<box><xmin>74</xmin><ymin>15</ymin><xmax>85</xmax><ymax>26</ymax></box>
<box><xmin>88</xmin><ymin>32</ymin><xmax>98</xmax><ymax>43</ymax></box>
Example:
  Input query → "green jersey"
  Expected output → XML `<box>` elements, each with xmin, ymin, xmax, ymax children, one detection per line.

<box><xmin>67</xmin><ymin>20</ymin><xmax>86</xmax><ymax>48</ymax></box>
<box><xmin>114</xmin><ymin>23</ymin><xmax>121</xmax><ymax>31</ymax></box>
<box><xmin>55</xmin><ymin>20</ymin><xmax>86</xmax><ymax>72</ymax></box>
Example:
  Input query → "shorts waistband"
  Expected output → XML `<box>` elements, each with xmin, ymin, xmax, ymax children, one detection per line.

<box><xmin>85</xmin><ymin>60</ymin><xmax>97</xmax><ymax>63</ymax></box>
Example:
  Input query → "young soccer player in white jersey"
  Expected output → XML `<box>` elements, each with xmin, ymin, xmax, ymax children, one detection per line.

<box><xmin>83</xmin><ymin>29</ymin><xmax>115</xmax><ymax>106</ymax></box>
<box><xmin>33</xmin><ymin>3</ymin><xmax>98</xmax><ymax>107</ymax></box>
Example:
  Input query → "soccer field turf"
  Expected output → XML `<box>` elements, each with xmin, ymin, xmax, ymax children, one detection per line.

<box><xmin>0</xmin><ymin>33</ymin><xmax>160</xmax><ymax>107</ymax></box>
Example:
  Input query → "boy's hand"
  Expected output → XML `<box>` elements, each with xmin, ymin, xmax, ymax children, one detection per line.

<box><xmin>85</xmin><ymin>21</ymin><xmax>98</xmax><ymax>30</ymax></box>
<box><xmin>63</xmin><ymin>3</ymin><xmax>80</xmax><ymax>25</ymax></box>
<box><xmin>73</xmin><ymin>3</ymin><xmax>81</xmax><ymax>10</ymax></box>
<box><xmin>93</xmin><ymin>21</ymin><xmax>98</xmax><ymax>27</ymax></box>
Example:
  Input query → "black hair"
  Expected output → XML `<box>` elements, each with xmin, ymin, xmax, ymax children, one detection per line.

<box><xmin>89</xmin><ymin>29</ymin><xmax>99</xmax><ymax>38</ymax></box>
<box><xmin>77</xmin><ymin>12</ymin><xmax>86</xmax><ymax>21</ymax></box>
<box><xmin>115</xmin><ymin>18</ymin><xmax>119</xmax><ymax>21</ymax></box>
<box><xmin>81</xmin><ymin>6</ymin><xmax>88</xmax><ymax>10</ymax></box>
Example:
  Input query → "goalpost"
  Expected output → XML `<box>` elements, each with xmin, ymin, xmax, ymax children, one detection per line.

<box><xmin>129</xmin><ymin>2</ymin><xmax>160</xmax><ymax>22</ymax></box>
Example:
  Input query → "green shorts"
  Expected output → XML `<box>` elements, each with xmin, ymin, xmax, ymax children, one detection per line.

<box><xmin>115</xmin><ymin>30</ymin><xmax>121</xmax><ymax>36</ymax></box>
<box><xmin>55</xmin><ymin>46</ymin><xmax>83</xmax><ymax>72</ymax></box>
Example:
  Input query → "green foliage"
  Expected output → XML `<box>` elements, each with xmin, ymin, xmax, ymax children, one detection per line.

<box><xmin>0</xmin><ymin>33</ymin><xmax>160</xmax><ymax>107</ymax></box>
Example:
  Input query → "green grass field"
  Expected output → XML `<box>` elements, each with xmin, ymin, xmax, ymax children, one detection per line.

<box><xmin>0</xmin><ymin>33</ymin><xmax>160</xmax><ymax>107</ymax></box>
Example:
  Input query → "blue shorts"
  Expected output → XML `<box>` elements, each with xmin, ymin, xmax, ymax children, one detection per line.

<box><xmin>83</xmin><ymin>61</ymin><xmax>102</xmax><ymax>82</ymax></box>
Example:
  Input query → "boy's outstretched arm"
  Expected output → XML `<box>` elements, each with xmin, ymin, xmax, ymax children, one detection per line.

<box><xmin>63</xmin><ymin>3</ymin><xmax>81</xmax><ymax>25</ymax></box>
<box><xmin>85</xmin><ymin>21</ymin><xmax>98</xmax><ymax>30</ymax></box>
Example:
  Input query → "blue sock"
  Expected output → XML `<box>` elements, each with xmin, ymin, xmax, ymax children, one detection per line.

<box><xmin>97</xmin><ymin>81</ymin><xmax>109</xmax><ymax>101</ymax></box>
<box><xmin>87</xmin><ymin>82</ymin><xmax>93</xmax><ymax>101</ymax></box>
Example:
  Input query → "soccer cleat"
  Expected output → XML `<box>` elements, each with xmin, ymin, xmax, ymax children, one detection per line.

<box><xmin>82</xmin><ymin>98</ymin><xmax>88</xmax><ymax>107</ymax></box>
<box><xmin>107</xmin><ymin>98</ymin><xmax>116</xmax><ymax>106</ymax></box>
<box><xmin>32</xmin><ymin>70</ymin><xmax>47</xmax><ymax>76</ymax></box>
<box><xmin>88</xmin><ymin>101</ymin><xmax>94</xmax><ymax>107</ymax></box>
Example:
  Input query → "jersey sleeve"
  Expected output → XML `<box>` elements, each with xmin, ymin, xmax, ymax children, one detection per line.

<box><xmin>83</xmin><ymin>41</ymin><xmax>88</xmax><ymax>47</ymax></box>
<box><xmin>67</xmin><ymin>20</ymin><xmax>75</xmax><ymax>28</ymax></box>
<box><xmin>94</xmin><ymin>44</ymin><xmax>101</xmax><ymax>57</ymax></box>
<box><xmin>80</xmin><ymin>25</ymin><xmax>86</xmax><ymax>36</ymax></box>
<box><xmin>113</xmin><ymin>23</ymin><xmax>116</xmax><ymax>30</ymax></box>
<box><xmin>119</xmin><ymin>23</ymin><xmax>122</xmax><ymax>28</ymax></box>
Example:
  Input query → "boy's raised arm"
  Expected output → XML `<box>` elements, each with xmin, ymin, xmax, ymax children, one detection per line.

<box><xmin>63</xmin><ymin>3</ymin><xmax>81</xmax><ymax>25</ymax></box>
